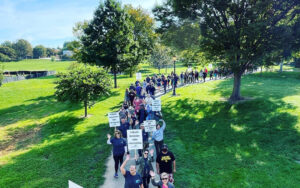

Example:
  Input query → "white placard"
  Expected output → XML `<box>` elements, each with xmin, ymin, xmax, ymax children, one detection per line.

<box><xmin>127</xmin><ymin>129</ymin><xmax>143</xmax><ymax>150</ymax></box>
<box><xmin>208</xmin><ymin>64</ymin><xmax>213</xmax><ymax>69</ymax></box>
<box><xmin>136</xmin><ymin>72</ymin><xmax>142</xmax><ymax>80</ymax></box>
<box><xmin>108</xmin><ymin>112</ymin><xmax>120</xmax><ymax>127</ymax></box>
<box><xmin>144</xmin><ymin>120</ymin><xmax>156</xmax><ymax>132</ymax></box>
<box><xmin>68</xmin><ymin>180</ymin><xmax>83</xmax><ymax>188</ymax></box>
<box><xmin>152</xmin><ymin>99</ymin><xmax>161</xmax><ymax>111</ymax></box>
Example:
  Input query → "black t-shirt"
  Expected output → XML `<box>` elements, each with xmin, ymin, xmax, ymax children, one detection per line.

<box><xmin>156</xmin><ymin>151</ymin><xmax>175</xmax><ymax>174</ymax></box>
<box><xmin>124</xmin><ymin>171</ymin><xmax>142</xmax><ymax>188</ymax></box>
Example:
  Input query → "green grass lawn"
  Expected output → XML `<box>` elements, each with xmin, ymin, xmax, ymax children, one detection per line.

<box><xmin>161</xmin><ymin>71</ymin><xmax>300</xmax><ymax>187</ymax></box>
<box><xmin>1</xmin><ymin>59</ymin><xmax>299</xmax><ymax>187</ymax></box>
<box><xmin>0</xmin><ymin>59</ymin><xmax>73</xmax><ymax>72</ymax></box>
<box><xmin>0</xmin><ymin>59</ymin><xmax>180</xmax><ymax>187</ymax></box>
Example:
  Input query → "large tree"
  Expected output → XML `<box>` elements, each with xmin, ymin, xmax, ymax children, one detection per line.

<box><xmin>55</xmin><ymin>65</ymin><xmax>111</xmax><ymax>117</ymax></box>
<box><xmin>124</xmin><ymin>5</ymin><xmax>157</xmax><ymax>77</ymax></box>
<box><xmin>0</xmin><ymin>46</ymin><xmax>16</xmax><ymax>62</ymax></box>
<box><xmin>80</xmin><ymin>0</ymin><xmax>136</xmax><ymax>88</ymax></box>
<box><xmin>154</xmin><ymin>0</ymin><xmax>299</xmax><ymax>102</ymax></box>
<box><xmin>33</xmin><ymin>45</ymin><xmax>46</xmax><ymax>59</ymax></box>
<box><xmin>13</xmin><ymin>39</ymin><xmax>32</xmax><ymax>59</ymax></box>
<box><xmin>150</xmin><ymin>43</ymin><xmax>173</xmax><ymax>74</ymax></box>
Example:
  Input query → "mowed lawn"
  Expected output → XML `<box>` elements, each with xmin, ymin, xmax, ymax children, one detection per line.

<box><xmin>0</xmin><ymin>59</ymin><xmax>190</xmax><ymax>187</ymax></box>
<box><xmin>161</xmin><ymin>71</ymin><xmax>300</xmax><ymax>187</ymax></box>
<box><xmin>0</xmin><ymin>59</ymin><xmax>73</xmax><ymax>72</ymax></box>
<box><xmin>1</xmin><ymin>59</ymin><xmax>299</xmax><ymax>187</ymax></box>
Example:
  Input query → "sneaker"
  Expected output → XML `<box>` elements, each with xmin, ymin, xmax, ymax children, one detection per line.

<box><xmin>114</xmin><ymin>173</ymin><xmax>118</xmax><ymax>178</ymax></box>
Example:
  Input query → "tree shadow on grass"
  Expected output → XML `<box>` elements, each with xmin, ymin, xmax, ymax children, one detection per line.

<box><xmin>0</xmin><ymin>95</ymin><xmax>81</xmax><ymax>127</ymax></box>
<box><xmin>0</xmin><ymin>122</ymin><xmax>112</xmax><ymax>188</ymax></box>
<box><xmin>162</xmin><ymin>97</ymin><xmax>300</xmax><ymax>187</ymax></box>
<box><xmin>0</xmin><ymin>91</ymin><xmax>119</xmax><ymax>128</ymax></box>
<box><xmin>210</xmin><ymin>72</ymin><xmax>300</xmax><ymax>100</ymax></box>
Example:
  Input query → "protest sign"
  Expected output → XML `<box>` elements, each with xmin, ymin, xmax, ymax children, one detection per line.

<box><xmin>127</xmin><ymin>129</ymin><xmax>143</xmax><ymax>150</ymax></box>
<box><xmin>144</xmin><ymin>120</ymin><xmax>156</xmax><ymax>132</ymax></box>
<box><xmin>108</xmin><ymin>112</ymin><xmax>120</xmax><ymax>127</ymax></box>
<box><xmin>68</xmin><ymin>180</ymin><xmax>83</xmax><ymax>188</ymax></box>
<box><xmin>152</xmin><ymin>99</ymin><xmax>161</xmax><ymax>111</ymax></box>
<box><xmin>136</xmin><ymin>72</ymin><xmax>142</xmax><ymax>80</ymax></box>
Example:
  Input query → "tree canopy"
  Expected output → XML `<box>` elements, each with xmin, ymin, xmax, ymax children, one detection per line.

<box><xmin>55</xmin><ymin>64</ymin><xmax>111</xmax><ymax>117</ymax></box>
<box><xmin>33</xmin><ymin>45</ymin><xmax>46</xmax><ymax>59</ymax></box>
<box><xmin>154</xmin><ymin>0</ymin><xmax>300</xmax><ymax>101</ymax></box>
<box><xmin>80</xmin><ymin>0</ymin><xmax>136</xmax><ymax>88</ymax></box>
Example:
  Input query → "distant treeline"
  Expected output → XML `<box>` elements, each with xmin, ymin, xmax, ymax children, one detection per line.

<box><xmin>0</xmin><ymin>39</ymin><xmax>73</xmax><ymax>62</ymax></box>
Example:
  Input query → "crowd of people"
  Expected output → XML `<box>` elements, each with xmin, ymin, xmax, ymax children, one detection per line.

<box><xmin>105</xmin><ymin>66</ymin><xmax>243</xmax><ymax>188</ymax></box>
<box><xmin>107</xmin><ymin>77</ymin><xmax>176</xmax><ymax>188</ymax></box>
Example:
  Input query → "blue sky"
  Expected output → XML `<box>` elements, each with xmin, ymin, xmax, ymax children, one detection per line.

<box><xmin>0</xmin><ymin>0</ymin><xmax>162</xmax><ymax>48</ymax></box>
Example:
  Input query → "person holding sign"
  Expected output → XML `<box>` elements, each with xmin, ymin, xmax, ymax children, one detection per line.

<box><xmin>120</xmin><ymin>155</ymin><xmax>144</xmax><ymax>188</ymax></box>
<box><xmin>150</xmin><ymin>171</ymin><xmax>175</xmax><ymax>188</ymax></box>
<box><xmin>107</xmin><ymin>130</ymin><xmax>127</xmax><ymax>178</ymax></box>
<box><xmin>152</xmin><ymin>119</ymin><xmax>166</xmax><ymax>155</ymax></box>
<box><xmin>135</xmin><ymin>149</ymin><xmax>155</xmax><ymax>188</ymax></box>
<box><xmin>138</xmin><ymin>124</ymin><xmax>149</xmax><ymax>157</ymax></box>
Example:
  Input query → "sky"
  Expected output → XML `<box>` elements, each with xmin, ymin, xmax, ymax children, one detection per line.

<box><xmin>0</xmin><ymin>0</ymin><xmax>163</xmax><ymax>48</ymax></box>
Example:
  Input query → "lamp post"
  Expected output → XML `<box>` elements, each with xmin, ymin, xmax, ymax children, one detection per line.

<box><xmin>172</xmin><ymin>56</ymin><xmax>177</xmax><ymax>96</ymax></box>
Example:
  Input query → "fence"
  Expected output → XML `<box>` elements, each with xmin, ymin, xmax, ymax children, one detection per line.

<box><xmin>3</xmin><ymin>71</ymin><xmax>56</xmax><ymax>84</ymax></box>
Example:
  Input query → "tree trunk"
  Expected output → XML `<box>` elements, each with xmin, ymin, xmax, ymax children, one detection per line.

<box><xmin>84</xmin><ymin>99</ymin><xmax>88</xmax><ymax>117</ymax></box>
<box><xmin>114</xmin><ymin>70</ymin><xmax>117</xmax><ymax>88</ymax></box>
<box><xmin>279</xmin><ymin>62</ymin><xmax>283</xmax><ymax>72</ymax></box>
<box><xmin>230</xmin><ymin>72</ymin><xmax>243</xmax><ymax>102</ymax></box>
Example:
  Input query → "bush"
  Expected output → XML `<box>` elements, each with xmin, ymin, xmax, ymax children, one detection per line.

<box><xmin>51</xmin><ymin>56</ymin><xmax>56</xmax><ymax>62</ymax></box>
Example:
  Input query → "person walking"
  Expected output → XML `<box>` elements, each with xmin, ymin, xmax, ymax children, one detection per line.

<box><xmin>152</xmin><ymin>119</ymin><xmax>166</xmax><ymax>155</ymax></box>
<box><xmin>135</xmin><ymin>149</ymin><xmax>155</xmax><ymax>188</ymax></box>
<box><xmin>150</xmin><ymin>171</ymin><xmax>175</xmax><ymax>188</ymax></box>
<box><xmin>107</xmin><ymin>130</ymin><xmax>127</xmax><ymax>178</ymax></box>
<box><xmin>209</xmin><ymin>70</ymin><xmax>213</xmax><ymax>80</ymax></box>
<box><xmin>156</xmin><ymin>144</ymin><xmax>176</xmax><ymax>184</ymax></box>
<box><xmin>203</xmin><ymin>71</ymin><xmax>207</xmax><ymax>82</ymax></box>
<box><xmin>120</xmin><ymin>155</ymin><xmax>144</xmax><ymax>188</ymax></box>
<box><xmin>118</xmin><ymin>118</ymin><xmax>130</xmax><ymax>139</ymax></box>
<box><xmin>157</xmin><ymin>76</ymin><xmax>162</xmax><ymax>93</ymax></box>
<box><xmin>129</xmin><ymin>89</ymin><xmax>136</xmax><ymax>106</ymax></box>
<box><xmin>162</xmin><ymin>77</ymin><xmax>168</xmax><ymax>94</ymax></box>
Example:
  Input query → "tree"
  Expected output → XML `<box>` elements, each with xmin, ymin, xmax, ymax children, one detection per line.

<box><xmin>0</xmin><ymin>46</ymin><xmax>16</xmax><ymax>62</ymax></box>
<box><xmin>46</xmin><ymin>48</ymin><xmax>57</xmax><ymax>57</ymax></box>
<box><xmin>80</xmin><ymin>0</ymin><xmax>136</xmax><ymax>88</ymax></box>
<box><xmin>13</xmin><ymin>39</ymin><xmax>32</xmax><ymax>59</ymax></box>
<box><xmin>150</xmin><ymin>44</ymin><xmax>173</xmax><ymax>74</ymax></box>
<box><xmin>1</xmin><ymin>41</ymin><xmax>13</xmax><ymax>49</ymax></box>
<box><xmin>55</xmin><ymin>65</ymin><xmax>111</xmax><ymax>117</ymax></box>
<box><xmin>154</xmin><ymin>0</ymin><xmax>299</xmax><ymax>102</ymax></box>
<box><xmin>124</xmin><ymin>5</ymin><xmax>157</xmax><ymax>77</ymax></box>
<box><xmin>33</xmin><ymin>45</ymin><xmax>46</xmax><ymax>59</ymax></box>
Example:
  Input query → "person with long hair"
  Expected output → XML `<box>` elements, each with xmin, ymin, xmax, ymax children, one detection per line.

<box><xmin>107</xmin><ymin>130</ymin><xmax>127</xmax><ymax>178</ymax></box>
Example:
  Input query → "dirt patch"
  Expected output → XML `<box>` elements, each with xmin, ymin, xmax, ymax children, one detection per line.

<box><xmin>0</xmin><ymin>126</ymin><xmax>42</xmax><ymax>157</ymax></box>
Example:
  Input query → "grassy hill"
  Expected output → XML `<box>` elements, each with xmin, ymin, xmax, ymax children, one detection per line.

<box><xmin>0</xmin><ymin>59</ymin><xmax>299</xmax><ymax>187</ymax></box>
<box><xmin>161</xmin><ymin>71</ymin><xmax>300</xmax><ymax>187</ymax></box>
<box><xmin>0</xmin><ymin>59</ymin><xmax>189</xmax><ymax>187</ymax></box>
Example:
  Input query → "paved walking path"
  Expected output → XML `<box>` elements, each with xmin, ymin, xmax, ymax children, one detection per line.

<box><xmin>99</xmin><ymin>70</ymin><xmax>260</xmax><ymax>188</ymax></box>
<box><xmin>100</xmin><ymin>78</ymin><xmax>223</xmax><ymax>188</ymax></box>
